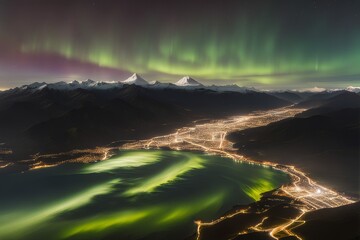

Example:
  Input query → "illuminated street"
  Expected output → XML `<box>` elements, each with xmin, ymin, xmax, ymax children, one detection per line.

<box><xmin>10</xmin><ymin>107</ymin><xmax>356</xmax><ymax>239</ymax></box>
<box><xmin>1</xmin><ymin>1</ymin><xmax>358</xmax><ymax>239</ymax></box>
<box><xmin>121</xmin><ymin>107</ymin><xmax>355</xmax><ymax>240</ymax></box>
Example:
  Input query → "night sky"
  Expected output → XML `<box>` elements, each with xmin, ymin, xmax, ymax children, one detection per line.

<box><xmin>0</xmin><ymin>0</ymin><xmax>359</xmax><ymax>89</ymax></box>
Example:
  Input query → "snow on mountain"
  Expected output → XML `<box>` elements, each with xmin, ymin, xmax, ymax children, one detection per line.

<box><xmin>46</xmin><ymin>81</ymin><xmax>70</xmax><ymax>90</ymax></box>
<box><xmin>175</xmin><ymin>76</ymin><xmax>203</xmax><ymax>87</ymax></box>
<box><xmin>80</xmin><ymin>79</ymin><xmax>97</xmax><ymax>87</ymax></box>
<box><xmin>148</xmin><ymin>81</ymin><xmax>176</xmax><ymax>89</ymax></box>
<box><xmin>12</xmin><ymin>77</ymin><xmax>258</xmax><ymax>93</ymax></box>
<box><xmin>18</xmin><ymin>79</ymin><xmax>124</xmax><ymax>91</ymax></box>
<box><xmin>121</xmin><ymin>73</ymin><xmax>148</xmax><ymax>85</ymax></box>
<box><xmin>20</xmin><ymin>82</ymin><xmax>47</xmax><ymax>90</ymax></box>
<box><xmin>345</xmin><ymin>86</ymin><xmax>360</xmax><ymax>93</ymax></box>
<box><xmin>12</xmin><ymin>75</ymin><xmax>359</xmax><ymax>94</ymax></box>
<box><xmin>49</xmin><ymin>79</ymin><xmax>98</xmax><ymax>90</ymax></box>
<box><xmin>207</xmin><ymin>84</ymin><xmax>255</xmax><ymax>93</ymax></box>
<box><xmin>149</xmin><ymin>80</ymin><xmax>160</xmax><ymax>85</ymax></box>
<box><xmin>93</xmin><ymin>81</ymin><xmax>124</xmax><ymax>89</ymax></box>
<box><xmin>292</xmin><ymin>87</ymin><xmax>327</xmax><ymax>93</ymax></box>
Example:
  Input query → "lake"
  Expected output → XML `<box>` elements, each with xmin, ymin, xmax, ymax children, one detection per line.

<box><xmin>0</xmin><ymin>150</ymin><xmax>289</xmax><ymax>240</ymax></box>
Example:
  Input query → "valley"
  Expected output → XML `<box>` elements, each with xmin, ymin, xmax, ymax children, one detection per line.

<box><xmin>3</xmin><ymin>106</ymin><xmax>355</xmax><ymax>240</ymax></box>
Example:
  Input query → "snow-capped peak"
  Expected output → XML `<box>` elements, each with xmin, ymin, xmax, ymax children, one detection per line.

<box><xmin>122</xmin><ymin>73</ymin><xmax>148</xmax><ymax>85</ymax></box>
<box><xmin>345</xmin><ymin>86</ymin><xmax>360</xmax><ymax>93</ymax></box>
<box><xmin>294</xmin><ymin>86</ymin><xmax>327</xmax><ymax>93</ymax></box>
<box><xmin>207</xmin><ymin>84</ymin><xmax>255</xmax><ymax>93</ymax></box>
<box><xmin>149</xmin><ymin>80</ymin><xmax>161</xmax><ymax>85</ymax></box>
<box><xmin>175</xmin><ymin>76</ymin><xmax>203</xmax><ymax>86</ymax></box>
<box><xmin>20</xmin><ymin>82</ymin><xmax>47</xmax><ymax>90</ymax></box>
<box><xmin>82</xmin><ymin>79</ymin><xmax>96</xmax><ymax>84</ymax></box>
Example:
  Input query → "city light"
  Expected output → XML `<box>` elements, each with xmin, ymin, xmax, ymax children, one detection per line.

<box><xmin>7</xmin><ymin>107</ymin><xmax>354</xmax><ymax>239</ymax></box>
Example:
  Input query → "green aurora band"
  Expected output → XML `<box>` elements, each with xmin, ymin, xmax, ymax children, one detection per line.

<box><xmin>21</xmin><ymin>22</ymin><xmax>360</xmax><ymax>85</ymax></box>
<box><xmin>0</xmin><ymin>1</ymin><xmax>359</xmax><ymax>87</ymax></box>
<box><xmin>6</xmin><ymin>0</ymin><xmax>356</xmax><ymax>87</ymax></box>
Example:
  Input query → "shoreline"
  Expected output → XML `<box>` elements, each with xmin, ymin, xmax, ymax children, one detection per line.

<box><xmin>177</xmin><ymin>141</ymin><xmax>354</xmax><ymax>239</ymax></box>
<box><xmin>2</xmin><ymin>107</ymin><xmax>356</xmax><ymax>239</ymax></box>
<box><xmin>118</xmin><ymin>107</ymin><xmax>355</xmax><ymax>239</ymax></box>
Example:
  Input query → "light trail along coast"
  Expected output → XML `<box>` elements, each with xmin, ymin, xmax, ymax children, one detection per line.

<box><xmin>21</xmin><ymin>107</ymin><xmax>355</xmax><ymax>239</ymax></box>
<box><xmin>121</xmin><ymin>107</ymin><xmax>355</xmax><ymax>240</ymax></box>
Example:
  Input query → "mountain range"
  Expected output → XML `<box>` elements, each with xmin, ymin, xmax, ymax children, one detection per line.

<box><xmin>4</xmin><ymin>74</ymin><xmax>251</xmax><ymax>93</ymax></box>
<box><xmin>0</xmin><ymin>76</ymin><xmax>358</xmax><ymax>239</ymax></box>
<box><xmin>2</xmin><ymin>73</ymin><xmax>359</xmax><ymax>95</ymax></box>
<box><xmin>0</xmin><ymin>79</ymin><xmax>288</xmax><ymax>160</ymax></box>
<box><xmin>0</xmin><ymin>76</ymin><xmax>359</xmax><ymax>171</ymax></box>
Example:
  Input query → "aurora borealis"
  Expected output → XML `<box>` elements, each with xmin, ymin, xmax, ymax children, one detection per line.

<box><xmin>0</xmin><ymin>150</ymin><xmax>289</xmax><ymax>240</ymax></box>
<box><xmin>0</xmin><ymin>0</ymin><xmax>359</xmax><ymax>89</ymax></box>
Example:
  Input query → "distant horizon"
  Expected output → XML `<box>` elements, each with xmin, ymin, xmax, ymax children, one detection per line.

<box><xmin>1</xmin><ymin>73</ymin><xmax>359</xmax><ymax>93</ymax></box>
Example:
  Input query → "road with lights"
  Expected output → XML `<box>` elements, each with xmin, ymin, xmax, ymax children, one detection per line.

<box><xmin>120</xmin><ymin>107</ymin><xmax>355</xmax><ymax>240</ymax></box>
<box><xmin>17</xmin><ymin>106</ymin><xmax>355</xmax><ymax>239</ymax></box>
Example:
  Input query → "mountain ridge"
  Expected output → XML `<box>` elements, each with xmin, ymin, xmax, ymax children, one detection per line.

<box><xmin>0</xmin><ymin>84</ymin><xmax>289</xmax><ymax>160</ymax></box>
<box><xmin>175</xmin><ymin>76</ymin><xmax>203</xmax><ymax>86</ymax></box>
<box><xmin>3</xmin><ymin>74</ymin><xmax>358</xmax><ymax>94</ymax></box>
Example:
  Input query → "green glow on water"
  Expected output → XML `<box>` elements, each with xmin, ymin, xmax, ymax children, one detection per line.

<box><xmin>124</xmin><ymin>153</ymin><xmax>204</xmax><ymax>196</ymax></box>
<box><xmin>64</xmin><ymin>190</ymin><xmax>225</xmax><ymax>238</ymax></box>
<box><xmin>0</xmin><ymin>179</ymin><xmax>120</xmax><ymax>239</ymax></box>
<box><xmin>63</xmin><ymin>208</ymin><xmax>155</xmax><ymax>238</ymax></box>
<box><xmin>0</xmin><ymin>150</ymin><xmax>289</xmax><ymax>240</ymax></box>
<box><xmin>243</xmin><ymin>178</ymin><xmax>276</xmax><ymax>201</ymax></box>
<box><xmin>83</xmin><ymin>151</ymin><xmax>163</xmax><ymax>173</ymax></box>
